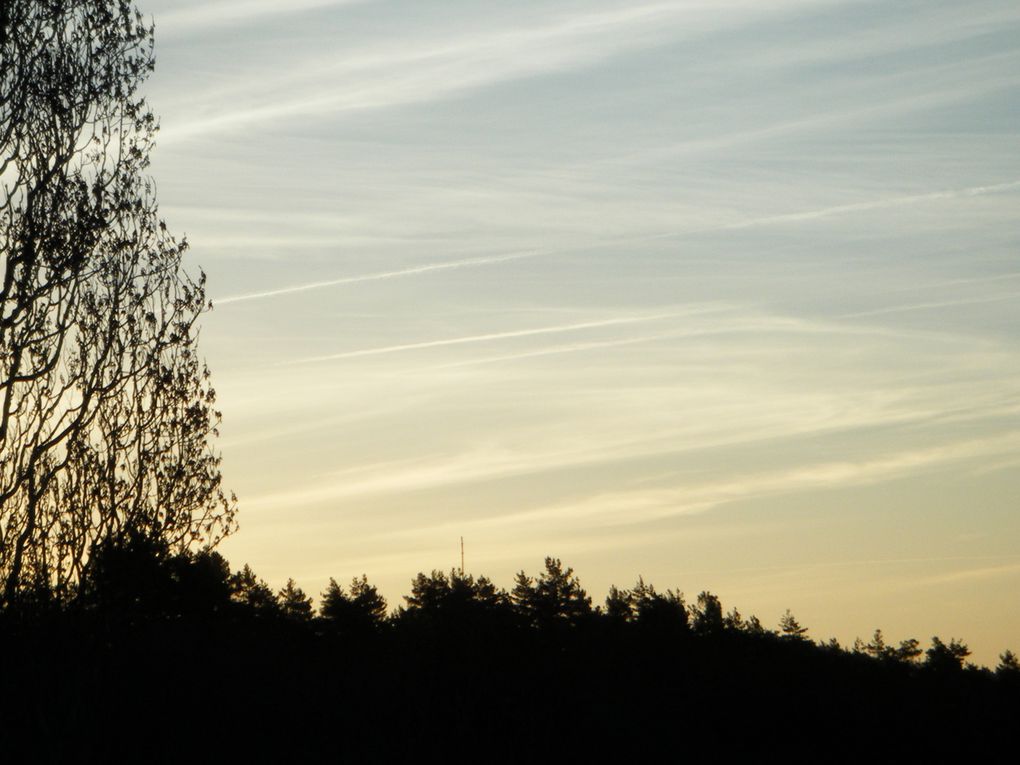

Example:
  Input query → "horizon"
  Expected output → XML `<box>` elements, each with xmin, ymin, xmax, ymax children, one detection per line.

<box><xmin>137</xmin><ymin>0</ymin><xmax>1019</xmax><ymax>665</ymax></box>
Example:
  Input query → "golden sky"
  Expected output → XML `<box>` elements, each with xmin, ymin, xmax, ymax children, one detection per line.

<box><xmin>142</xmin><ymin>0</ymin><xmax>1020</xmax><ymax>664</ymax></box>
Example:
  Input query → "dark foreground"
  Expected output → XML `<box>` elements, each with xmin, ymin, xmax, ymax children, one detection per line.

<box><xmin>1</xmin><ymin>543</ymin><xmax>1017</xmax><ymax>762</ymax></box>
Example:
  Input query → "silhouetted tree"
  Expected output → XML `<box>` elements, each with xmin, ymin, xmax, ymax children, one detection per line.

<box><xmin>631</xmin><ymin>577</ymin><xmax>687</xmax><ymax>633</ymax></box>
<box><xmin>0</xmin><ymin>0</ymin><xmax>236</xmax><ymax>603</ymax></box>
<box><xmin>743</xmin><ymin>614</ymin><xmax>770</xmax><ymax>636</ymax></box>
<box><xmin>691</xmin><ymin>591</ymin><xmax>723</xmax><ymax>635</ymax></box>
<box><xmin>79</xmin><ymin>531</ymin><xmax>173</xmax><ymax>614</ymax></box>
<box><xmin>892</xmin><ymin>638</ymin><xmax>922</xmax><ymax>664</ymax></box>
<box><xmin>77</xmin><ymin>532</ymin><xmax>231</xmax><ymax>616</ymax></box>
<box><xmin>997</xmin><ymin>650</ymin><xmax>1020</xmax><ymax>677</ymax></box>
<box><xmin>865</xmin><ymin>629</ymin><xmax>888</xmax><ymax>659</ymax></box>
<box><xmin>279</xmin><ymin>579</ymin><xmax>313</xmax><ymax>621</ymax></box>
<box><xmin>925</xmin><ymin>636</ymin><xmax>971</xmax><ymax>671</ymax></box>
<box><xmin>779</xmin><ymin>609</ymin><xmax>808</xmax><ymax>640</ymax></box>
<box><xmin>821</xmin><ymin>637</ymin><xmax>842</xmax><ymax>652</ymax></box>
<box><xmin>511</xmin><ymin>557</ymin><xmax>591</xmax><ymax>629</ymax></box>
<box><xmin>401</xmin><ymin>568</ymin><xmax>510</xmax><ymax>630</ymax></box>
<box><xmin>320</xmin><ymin>575</ymin><xmax>387</xmax><ymax>633</ymax></box>
<box><xmin>230</xmin><ymin>564</ymin><xmax>279</xmax><ymax>615</ymax></box>
<box><xmin>723</xmin><ymin>607</ymin><xmax>744</xmax><ymax>631</ymax></box>
<box><xmin>604</xmin><ymin>584</ymin><xmax>633</xmax><ymax>623</ymax></box>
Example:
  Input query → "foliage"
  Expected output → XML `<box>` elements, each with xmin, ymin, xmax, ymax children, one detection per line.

<box><xmin>278</xmin><ymin>578</ymin><xmax>313</xmax><ymax>621</ymax></box>
<box><xmin>779</xmin><ymin>609</ymin><xmax>809</xmax><ymax>640</ymax></box>
<box><xmin>892</xmin><ymin>637</ymin><xmax>923</xmax><ymax>664</ymax></box>
<box><xmin>230</xmin><ymin>564</ymin><xmax>278</xmax><ymax>615</ymax></box>
<box><xmin>0</xmin><ymin>0</ymin><xmax>235</xmax><ymax>603</ymax></box>
<box><xmin>320</xmin><ymin>574</ymin><xmax>387</xmax><ymax>632</ymax></box>
<box><xmin>925</xmin><ymin>636</ymin><xmax>971</xmax><ymax>671</ymax></box>
<box><xmin>1</xmin><ymin>546</ymin><xmax>1018</xmax><ymax>760</ymax></box>
<box><xmin>997</xmin><ymin>650</ymin><xmax>1020</xmax><ymax>676</ymax></box>
<box><xmin>76</xmin><ymin>531</ymin><xmax>231</xmax><ymax>616</ymax></box>
<box><xmin>602</xmin><ymin>578</ymin><xmax>687</xmax><ymax>633</ymax></box>
<box><xmin>511</xmin><ymin>557</ymin><xmax>591</xmax><ymax>628</ymax></box>
<box><xmin>691</xmin><ymin>590</ymin><xmax>724</xmax><ymax>635</ymax></box>
<box><xmin>400</xmin><ymin>568</ymin><xmax>511</xmax><ymax>633</ymax></box>
<box><xmin>604</xmin><ymin>584</ymin><xmax>632</xmax><ymax>622</ymax></box>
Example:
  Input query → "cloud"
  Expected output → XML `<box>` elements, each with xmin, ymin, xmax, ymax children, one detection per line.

<box><xmin>838</xmin><ymin>292</ymin><xmax>1020</xmax><ymax>319</ymax></box>
<box><xmin>209</xmin><ymin>178</ymin><xmax>1019</xmax><ymax>307</ymax></box>
<box><xmin>289</xmin><ymin>312</ymin><xmax>688</xmax><ymax>364</ymax></box>
<box><xmin>641</xmin><ymin>180</ymin><xmax>1020</xmax><ymax>240</ymax></box>
<box><xmin>157</xmin><ymin>0</ymin><xmax>367</xmax><ymax>36</ymax></box>
<box><xmin>213</xmin><ymin>249</ymin><xmax>545</xmax><ymax>305</ymax></box>
<box><xmin>487</xmin><ymin>432</ymin><xmax>1020</xmax><ymax>530</ymax></box>
<box><xmin>911</xmin><ymin>561</ymin><xmax>1020</xmax><ymax>587</ymax></box>
<box><xmin>716</xmin><ymin>180</ymin><xmax>1020</xmax><ymax>230</ymax></box>
<box><xmin>433</xmin><ymin>332</ymin><xmax>679</xmax><ymax>369</ymax></box>
<box><xmin>158</xmin><ymin>1</ymin><xmax>831</xmax><ymax>143</ymax></box>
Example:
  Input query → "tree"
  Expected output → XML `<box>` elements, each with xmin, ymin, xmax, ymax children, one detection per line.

<box><xmin>723</xmin><ymin>607</ymin><xmax>744</xmax><ymax>631</ymax></box>
<box><xmin>601</xmin><ymin>578</ymin><xmax>687</xmax><ymax>631</ymax></box>
<box><xmin>79</xmin><ymin>532</ymin><xmax>231</xmax><ymax>615</ymax></box>
<box><xmin>690</xmin><ymin>591</ymin><xmax>723</xmax><ymax>635</ymax></box>
<box><xmin>511</xmin><ymin>557</ymin><xmax>591</xmax><ymax>628</ymax></box>
<box><xmin>924</xmin><ymin>636</ymin><xmax>971</xmax><ymax>671</ymax></box>
<box><xmin>631</xmin><ymin>577</ymin><xmax>687</xmax><ymax>633</ymax></box>
<box><xmin>278</xmin><ymin>578</ymin><xmax>313</xmax><ymax>621</ymax></box>
<box><xmin>779</xmin><ymin>609</ymin><xmax>808</xmax><ymax>641</ymax></box>
<box><xmin>0</xmin><ymin>1</ymin><xmax>236</xmax><ymax>601</ymax></box>
<box><xmin>865</xmin><ymin>629</ymin><xmax>888</xmax><ymax>659</ymax></box>
<box><xmin>996</xmin><ymin>650</ymin><xmax>1020</xmax><ymax>677</ymax></box>
<box><xmin>230</xmin><ymin>564</ymin><xmax>278</xmax><ymax>615</ymax></box>
<box><xmin>401</xmin><ymin>568</ymin><xmax>509</xmax><ymax>628</ymax></box>
<box><xmin>742</xmin><ymin>614</ymin><xmax>770</xmax><ymax>636</ymax></box>
<box><xmin>892</xmin><ymin>638</ymin><xmax>922</xmax><ymax>664</ymax></box>
<box><xmin>604</xmin><ymin>584</ymin><xmax>633</xmax><ymax>622</ymax></box>
<box><xmin>320</xmin><ymin>574</ymin><xmax>387</xmax><ymax>632</ymax></box>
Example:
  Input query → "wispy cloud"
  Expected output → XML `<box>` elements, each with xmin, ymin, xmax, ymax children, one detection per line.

<box><xmin>911</xmin><ymin>562</ymin><xmax>1020</xmax><ymax>587</ymax></box>
<box><xmin>716</xmin><ymin>180</ymin><xmax>1020</xmax><ymax>230</ymax></box>
<box><xmin>641</xmin><ymin>180</ymin><xmax>1020</xmax><ymax>240</ymax></box>
<box><xmin>214</xmin><ymin>250</ymin><xmax>545</xmax><ymax>305</ymax></box>
<box><xmin>838</xmin><ymin>292</ymin><xmax>1020</xmax><ymax>319</ymax></box>
<box><xmin>157</xmin><ymin>0</ymin><xmax>367</xmax><ymax>36</ymax></box>
<box><xmin>486</xmin><ymin>432</ymin><xmax>1020</xmax><ymax>531</ymax></box>
<box><xmin>433</xmin><ymin>333</ymin><xmax>678</xmax><ymax>369</ymax></box>
<box><xmin>158</xmin><ymin>1</ymin><xmax>831</xmax><ymax>143</ymax></box>
<box><xmin>210</xmin><ymin>179</ymin><xmax>1020</xmax><ymax>307</ymax></box>
<box><xmin>288</xmin><ymin>312</ymin><xmax>687</xmax><ymax>364</ymax></box>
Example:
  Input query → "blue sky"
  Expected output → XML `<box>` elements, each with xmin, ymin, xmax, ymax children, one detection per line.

<box><xmin>140</xmin><ymin>0</ymin><xmax>1020</xmax><ymax>662</ymax></box>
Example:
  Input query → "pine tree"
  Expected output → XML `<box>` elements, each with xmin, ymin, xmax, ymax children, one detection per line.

<box><xmin>279</xmin><ymin>579</ymin><xmax>313</xmax><ymax>621</ymax></box>
<box><xmin>779</xmin><ymin>609</ymin><xmax>809</xmax><ymax>640</ymax></box>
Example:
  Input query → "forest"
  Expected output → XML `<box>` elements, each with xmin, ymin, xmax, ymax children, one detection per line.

<box><xmin>1</xmin><ymin>536</ymin><xmax>1019</xmax><ymax>761</ymax></box>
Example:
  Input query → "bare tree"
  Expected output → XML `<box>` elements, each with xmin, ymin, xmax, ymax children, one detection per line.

<box><xmin>0</xmin><ymin>1</ymin><xmax>236</xmax><ymax>600</ymax></box>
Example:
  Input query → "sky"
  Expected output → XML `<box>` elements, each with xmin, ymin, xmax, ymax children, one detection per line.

<box><xmin>139</xmin><ymin>0</ymin><xmax>1020</xmax><ymax>664</ymax></box>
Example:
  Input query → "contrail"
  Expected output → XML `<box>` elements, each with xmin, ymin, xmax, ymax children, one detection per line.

<box><xmin>433</xmin><ymin>333</ymin><xmax>675</xmax><ymax>369</ymax></box>
<box><xmin>838</xmin><ymin>292</ymin><xmax>1019</xmax><ymax>319</ymax></box>
<box><xmin>718</xmin><ymin>180</ymin><xmax>1020</xmax><ymax>230</ymax></box>
<box><xmin>639</xmin><ymin>180</ymin><xmax>1020</xmax><ymax>241</ymax></box>
<box><xmin>289</xmin><ymin>313</ymin><xmax>681</xmax><ymax>365</ymax></box>
<box><xmin>214</xmin><ymin>249</ymin><xmax>546</xmax><ymax>305</ymax></box>
<box><xmin>214</xmin><ymin>179</ymin><xmax>1020</xmax><ymax>307</ymax></box>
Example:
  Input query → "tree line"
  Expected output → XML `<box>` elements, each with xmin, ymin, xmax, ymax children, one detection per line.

<box><xmin>19</xmin><ymin>532</ymin><xmax>1016</xmax><ymax>675</ymax></box>
<box><xmin>2</xmin><ymin>535</ymin><xmax>1018</xmax><ymax>761</ymax></box>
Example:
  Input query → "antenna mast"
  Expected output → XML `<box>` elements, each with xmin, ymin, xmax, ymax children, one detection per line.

<box><xmin>460</xmin><ymin>536</ymin><xmax>465</xmax><ymax>574</ymax></box>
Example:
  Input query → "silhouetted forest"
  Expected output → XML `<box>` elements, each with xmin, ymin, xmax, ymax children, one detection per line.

<box><xmin>1</xmin><ymin>535</ymin><xmax>1017</xmax><ymax>762</ymax></box>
